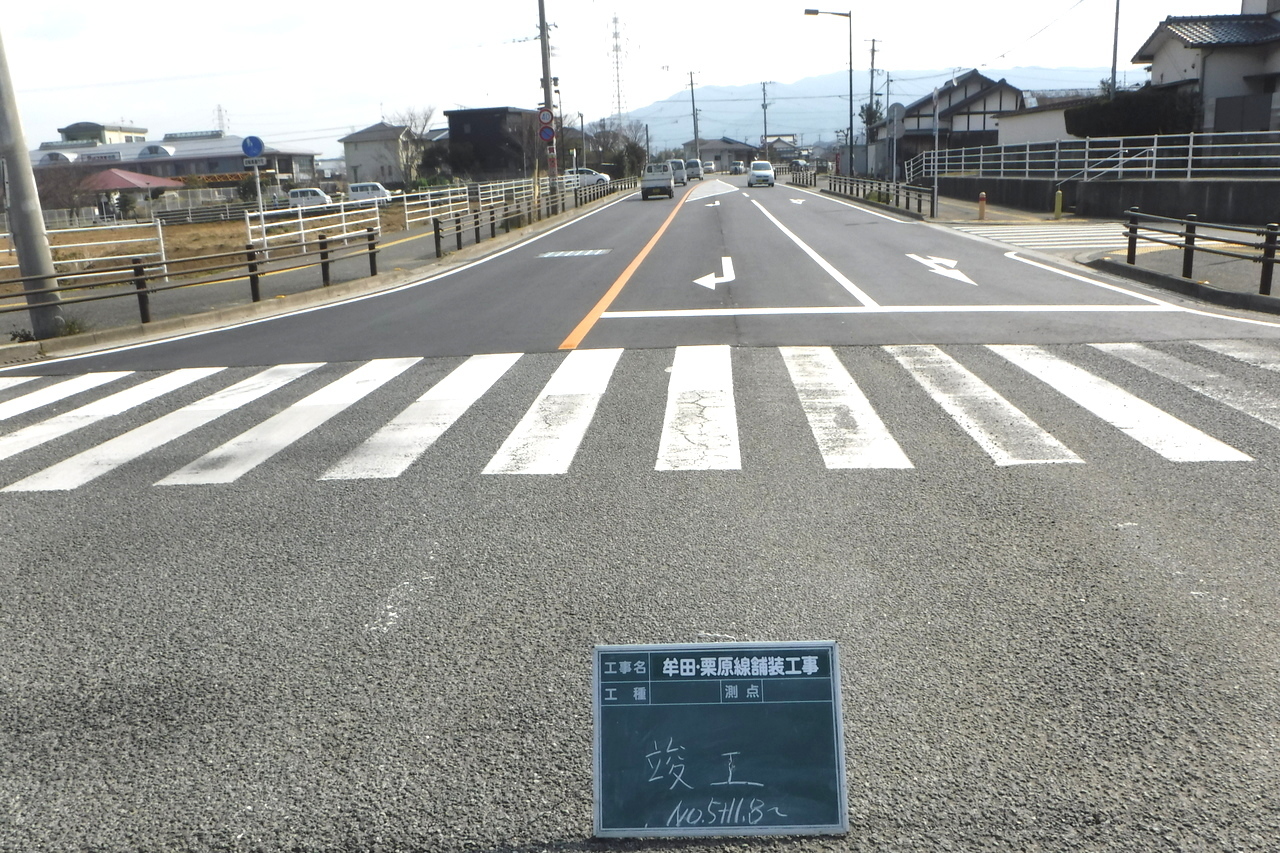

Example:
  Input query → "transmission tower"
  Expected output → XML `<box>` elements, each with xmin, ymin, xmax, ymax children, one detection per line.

<box><xmin>611</xmin><ymin>15</ymin><xmax>626</xmax><ymax>127</ymax></box>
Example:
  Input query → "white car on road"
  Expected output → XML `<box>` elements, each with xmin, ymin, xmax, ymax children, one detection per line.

<box><xmin>747</xmin><ymin>161</ymin><xmax>775</xmax><ymax>187</ymax></box>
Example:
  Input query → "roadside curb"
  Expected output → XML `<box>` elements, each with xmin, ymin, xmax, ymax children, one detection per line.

<box><xmin>1084</xmin><ymin>256</ymin><xmax>1280</xmax><ymax>315</ymax></box>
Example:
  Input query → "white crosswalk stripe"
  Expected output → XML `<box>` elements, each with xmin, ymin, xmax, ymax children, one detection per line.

<box><xmin>4</xmin><ymin>364</ymin><xmax>320</xmax><ymax>492</ymax></box>
<box><xmin>2</xmin><ymin>340</ymin><xmax>1280</xmax><ymax>489</ymax></box>
<box><xmin>954</xmin><ymin>224</ymin><xmax>1162</xmax><ymax>251</ymax></box>
<box><xmin>323</xmin><ymin>353</ymin><xmax>520</xmax><ymax>480</ymax></box>
<box><xmin>781</xmin><ymin>346</ymin><xmax>912</xmax><ymax>469</ymax></box>
<box><xmin>0</xmin><ymin>372</ymin><xmax>132</xmax><ymax>422</ymax></box>
<box><xmin>656</xmin><ymin>345</ymin><xmax>740</xmax><ymax>471</ymax></box>
<box><xmin>886</xmin><ymin>344</ymin><xmax>1081</xmax><ymax>466</ymax></box>
<box><xmin>156</xmin><ymin>358</ymin><xmax>419</xmax><ymax>485</ymax></box>
<box><xmin>484</xmin><ymin>349</ymin><xmax>621</xmax><ymax>475</ymax></box>
<box><xmin>0</xmin><ymin>368</ymin><xmax>222</xmax><ymax>464</ymax></box>
<box><xmin>990</xmin><ymin>345</ymin><xmax>1251</xmax><ymax>462</ymax></box>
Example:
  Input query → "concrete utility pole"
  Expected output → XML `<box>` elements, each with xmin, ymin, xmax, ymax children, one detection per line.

<box><xmin>689</xmin><ymin>72</ymin><xmax>700</xmax><ymax>162</ymax></box>
<box><xmin>761</xmin><ymin>82</ymin><xmax>771</xmax><ymax>161</ymax></box>
<box><xmin>1110</xmin><ymin>0</ymin><xmax>1121</xmax><ymax>100</ymax></box>
<box><xmin>867</xmin><ymin>38</ymin><xmax>877</xmax><ymax>177</ymax></box>
<box><xmin>0</xmin><ymin>28</ymin><xmax>63</xmax><ymax>339</ymax></box>
<box><xmin>538</xmin><ymin>0</ymin><xmax>558</xmax><ymax>180</ymax></box>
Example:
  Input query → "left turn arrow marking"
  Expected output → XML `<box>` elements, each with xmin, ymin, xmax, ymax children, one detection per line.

<box><xmin>694</xmin><ymin>256</ymin><xmax>736</xmax><ymax>289</ymax></box>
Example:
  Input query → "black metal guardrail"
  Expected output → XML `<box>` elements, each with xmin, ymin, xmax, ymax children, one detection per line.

<box><xmin>823</xmin><ymin>175</ymin><xmax>936</xmax><ymax>218</ymax></box>
<box><xmin>432</xmin><ymin>177</ymin><xmax>638</xmax><ymax>259</ymax></box>
<box><xmin>1124</xmin><ymin>208</ymin><xmax>1279</xmax><ymax>296</ymax></box>
<box><xmin>786</xmin><ymin>169</ymin><xmax>818</xmax><ymax>188</ymax></box>
<box><xmin>0</xmin><ymin>228</ymin><xmax>380</xmax><ymax>327</ymax></box>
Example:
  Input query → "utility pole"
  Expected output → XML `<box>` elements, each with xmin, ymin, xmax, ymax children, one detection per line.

<box><xmin>761</xmin><ymin>82</ymin><xmax>772</xmax><ymax>161</ymax></box>
<box><xmin>537</xmin><ymin>0</ymin><xmax>558</xmax><ymax>181</ymax></box>
<box><xmin>0</xmin><ymin>28</ymin><xmax>63</xmax><ymax>339</ymax></box>
<box><xmin>866</xmin><ymin>38</ymin><xmax>878</xmax><ymax>177</ymax></box>
<box><xmin>1109</xmin><ymin>0</ymin><xmax>1121</xmax><ymax>99</ymax></box>
<box><xmin>689</xmin><ymin>72</ymin><xmax>700</xmax><ymax>163</ymax></box>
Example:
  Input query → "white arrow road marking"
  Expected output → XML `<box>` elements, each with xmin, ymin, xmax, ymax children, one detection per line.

<box><xmin>705</xmin><ymin>200</ymin><xmax>721</xmax><ymax>207</ymax></box>
<box><xmin>790</xmin><ymin>199</ymin><xmax>805</xmax><ymax>204</ymax></box>
<box><xmin>694</xmin><ymin>256</ymin><xmax>735</xmax><ymax>289</ymax></box>
<box><xmin>906</xmin><ymin>254</ymin><xmax>977</xmax><ymax>285</ymax></box>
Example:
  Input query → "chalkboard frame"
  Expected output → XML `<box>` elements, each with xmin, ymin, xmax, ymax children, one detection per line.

<box><xmin>592</xmin><ymin>641</ymin><xmax>848</xmax><ymax>838</ymax></box>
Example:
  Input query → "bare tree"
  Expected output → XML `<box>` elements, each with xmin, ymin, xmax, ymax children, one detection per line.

<box><xmin>386</xmin><ymin>107</ymin><xmax>437</xmax><ymax>189</ymax></box>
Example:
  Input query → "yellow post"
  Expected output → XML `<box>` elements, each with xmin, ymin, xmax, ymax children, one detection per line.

<box><xmin>1054</xmin><ymin>189</ymin><xmax>1063</xmax><ymax>220</ymax></box>
<box><xmin>978</xmin><ymin>191</ymin><xmax>986</xmax><ymax>221</ymax></box>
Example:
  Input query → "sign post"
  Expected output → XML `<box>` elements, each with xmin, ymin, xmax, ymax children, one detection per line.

<box><xmin>241</xmin><ymin>136</ymin><xmax>266</xmax><ymax>219</ymax></box>
<box><xmin>593</xmin><ymin>641</ymin><xmax>848</xmax><ymax>839</ymax></box>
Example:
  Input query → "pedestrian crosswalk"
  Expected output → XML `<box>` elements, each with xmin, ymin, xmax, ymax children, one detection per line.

<box><xmin>953</xmin><ymin>223</ymin><xmax>1161</xmax><ymax>251</ymax></box>
<box><xmin>2</xmin><ymin>340</ymin><xmax>1280</xmax><ymax>491</ymax></box>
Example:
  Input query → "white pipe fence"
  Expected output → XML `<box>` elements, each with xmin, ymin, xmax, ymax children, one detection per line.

<box><xmin>0</xmin><ymin>220</ymin><xmax>167</xmax><ymax>285</ymax></box>
<box><xmin>905</xmin><ymin>130</ymin><xmax>1280</xmax><ymax>184</ymax></box>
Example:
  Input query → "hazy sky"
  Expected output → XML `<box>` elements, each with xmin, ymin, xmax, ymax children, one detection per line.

<box><xmin>5</xmin><ymin>0</ymin><xmax>1245</xmax><ymax>158</ymax></box>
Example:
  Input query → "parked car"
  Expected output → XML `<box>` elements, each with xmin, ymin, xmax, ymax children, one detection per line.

<box><xmin>667</xmin><ymin>159</ymin><xmax>688</xmax><ymax>185</ymax></box>
<box><xmin>288</xmin><ymin>187</ymin><xmax>332</xmax><ymax>208</ymax></box>
<box><xmin>565</xmin><ymin>167</ymin><xmax>609</xmax><ymax>186</ymax></box>
<box><xmin>730</xmin><ymin>161</ymin><xmax>745</xmax><ymax>175</ymax></box>
<box><xmin>746</xmin><ymin>161</ymin><xmax>775</xmax><ymax>187</ymax></box>
<box><xmin>703</xmin><ymin>161</ymin><xmax>715</xmax><ymax>174</ymax></box>
<box><xmin>347</xmin><ymin>182</ymin><xmax>392</xmax><ymax>204</ymax></box>
<box><xmin>640</xmin><ymin>161</ymin><xmax>676</xmax><ymax>199</ymax></box>
<box><xmin>685</xmin><ymin>159</ymin><xmax>704</xmax><ymax>180</ymax></box>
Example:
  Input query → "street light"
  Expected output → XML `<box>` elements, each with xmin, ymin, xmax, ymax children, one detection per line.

<box><xmin>805</xmin><ymin>8</ymin><xmax>853</xmax><ymax>176</ymax></box>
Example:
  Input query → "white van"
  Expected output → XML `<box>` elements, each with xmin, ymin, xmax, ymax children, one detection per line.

<box><xmin>348</xmin><ymin>182</ymin><xmax>392</xmax><ymax>203</ymax></box>
<box><xmin>288</xmin><ymin>187</ymin><xmax>331</xmax><ymax>208</ymax></box>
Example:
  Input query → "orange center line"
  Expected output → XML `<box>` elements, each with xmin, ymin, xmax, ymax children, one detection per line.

<box><xmin>558</xmin><ymin>183</ymin><xmax>699</xmax><ymax>350</ymax></box>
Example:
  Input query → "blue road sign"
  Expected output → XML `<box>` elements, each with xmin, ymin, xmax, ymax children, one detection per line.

<box><xmin>242</xmin><ymin>136</ymin><xmax>265</xmax><ymax>158</ymax></box>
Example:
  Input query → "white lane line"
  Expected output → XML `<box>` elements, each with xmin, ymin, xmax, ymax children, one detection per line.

<box><xmin>0</xmin><ymin>368</ymin><xmax>223</xmax><ymax>463</ymax></box>
<box><xmin>323</xmin><ymin>353</ymin><xmax>521</xmax><ymax>480</ymax></box>
<box><xmin>0</xmin><ymin>376</ymin><xmax>38</xmax><ymax>393</ymax></box>
<box><xmin>483</xmin><ymin>349</ymin><xmax>622</xmax><ymax>475</ymax></box>
<box><xmin>1093</xmin><ymin>342</ymin><xmax>1280</xmax><ymax>431</ymax></box>
<box><xmin>780</xmin><ymin>346</ymin><xmax>912</xmax><ymax>469</ymax></box>
<box><xmin>602</xmin><ymin>304</ymin><xmax>1180</xmax><ymax>319</ymax></box>
<box><xmin>749</xmin><ymin>199</ymin><xmax>879</xmax><ymax>306</ymax></box>
<box><xmin>989</xmin><ymin>344</ymin><xmax>1251</xmax><ymax>462</ymax></box>
<box><xmin>1193</xmin><ymin>339</ymin><xmax>1280</xmax><ymax>371</ymax></box>
<box><xmin>656</xmin><ymin>345</ymin><xmax>740</xmax><ymax>471</ymax></box>
<box><xmin>1003</xmin><ymin>252</ymin><xmax>1175</xmax><ymax>306</ymax></box>
<box><xmin>5</xmin><ymin>364</ymin><xmax>320</xmax><ymax>491</ymax></box>
<box><xmin>886</xmin><ymin>345</ymin><xmax>1081</xmax><ymax>466</ymax></box>
<box><xmin>158</xmin><ymin>358</ymin><xmax>420</xmax><ymax>485</ymax></box>
<box><xmin>0</xmin><ymin>372</ymin><xmax>132</xmax><ymax>422</ymax></box>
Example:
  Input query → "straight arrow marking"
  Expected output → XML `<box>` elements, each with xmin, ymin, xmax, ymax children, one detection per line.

<box><xmin>694</xmin><ymin>257</ymin><xmax>735</xmax><ymax>289</ymax></box>
<box><xmin>906</xmin><ymin>254</ymin><xmax>977</xmax><ymax>285</ymax></box>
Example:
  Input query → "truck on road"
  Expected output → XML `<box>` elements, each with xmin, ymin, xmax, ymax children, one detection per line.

<box><xmin>640</xmin><ymin>161</ymin><xmax>675</xmax><ymax>200</ymax></box>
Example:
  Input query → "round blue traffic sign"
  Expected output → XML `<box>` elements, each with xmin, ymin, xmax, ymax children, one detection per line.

<box><xmin>539</xmin><ymin>125</ymin><xmax>555</xmax><ymax>142</ymax></box>
<box><xmin>242</xmin><ymin>136</ymin><xmax>265</xmax><ymax>158</ymax></box>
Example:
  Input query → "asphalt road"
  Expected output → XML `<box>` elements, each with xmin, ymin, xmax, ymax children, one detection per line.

<box><xmin>3</xmin><ymin>177</ymin><xmax>1280</xmax><ymax>851</ymax></box>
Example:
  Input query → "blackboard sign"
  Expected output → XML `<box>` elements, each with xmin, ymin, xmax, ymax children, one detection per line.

<box><xmin>593</xmin><ymin>641</ymin><xmax>847</xmax><ymax>838</ymax></box>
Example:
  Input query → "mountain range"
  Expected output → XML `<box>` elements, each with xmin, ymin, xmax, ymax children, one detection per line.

<box><xmin>626</xmin><ymin>66</ymin><xmax>1128</xmax><ymax>151</ymax></box>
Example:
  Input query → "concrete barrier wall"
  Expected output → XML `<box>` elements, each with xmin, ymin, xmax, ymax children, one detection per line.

<box><xmin>936</xmin><ymin>175</ymin><xmax>1280</xmax><ymax>225</ymax></box>
<box><xmin>937</xmin><ymin>177</ymin><xmax>1061</xmax><ymax>214</ymax></box>
<box><xmin>1075</xmin><ymin>180</ymin><xmax>1280</xmax><ymax>226</ymax></box>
